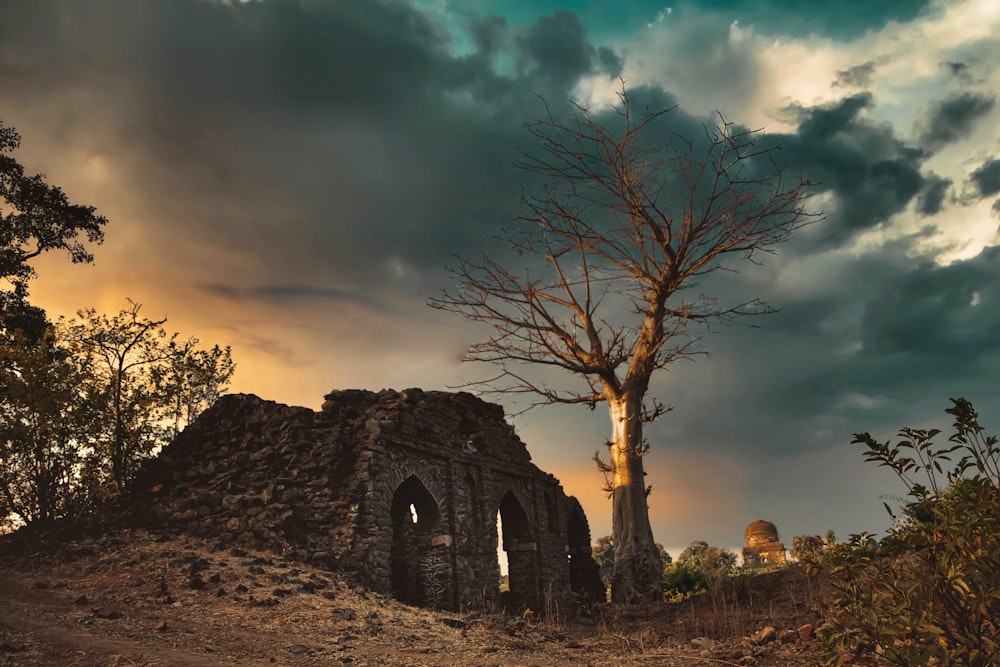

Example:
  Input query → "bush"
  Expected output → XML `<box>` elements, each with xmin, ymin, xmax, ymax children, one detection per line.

<box><xmin>814</xmin><ymin>398</ymin><xmax>1000</xmax><ymax>667</ymax></box>
<box><xmin>663</xmin><ymin>541</ymin><xmax>737</xmax><ymax>601</ymax></box>
<box><xmin>791</xmin><ymin>531</ymin><xmax>835</xmax><ymax>562</ymax></box>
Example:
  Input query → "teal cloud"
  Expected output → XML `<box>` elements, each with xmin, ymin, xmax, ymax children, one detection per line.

<box><xmin>481</xmin><ymin>0</ymin><xmax>932</xmax><ymax>40</ymax></box>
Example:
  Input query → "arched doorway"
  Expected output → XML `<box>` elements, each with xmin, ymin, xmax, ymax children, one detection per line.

<box><xmin>497</xmin><ymin>491</ymin><xmax>540</xmax><ymax>612</ymax></box>
<box><xmin>389</xmin><ymin>475</ymin><xmax>447</xmax><ymax>608</ymax></box>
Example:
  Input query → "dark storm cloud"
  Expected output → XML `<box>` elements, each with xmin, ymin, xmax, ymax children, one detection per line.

<box><xmin>835</xmin><ymin>61</ymin><xmax>877</xmax><ymax>89</ymax></box>
<box><xmin>1</xmin><ymin>0</ymin><xmax>449</xmax><ymax>111</ymax></box>
<box><xmin>917</xmin><ymin>93</ymin><xmax>995</xmax><ymax>152</ymax></box>
<box><xmin>762</xmin><ymin>94</ymin><xmax>925</xmax><ymax>243</ymax></box>
<box><xmin>970</xmin><ymin>159</ymin><xmax>1000</xmax><ymax>198</ymax></box>
<box><xmin>688</xmin><ymin>243</ymin><xmax>1000</xmax><ymax>459</ymax></box>
<box><xmin>795</xmin><ymin>93</ymin><xmax>874</xmax><ymax>140</ymax></box>
<box><xmin>596</xmin><ymin>47</ymin><xmax>624</xmax><ymax>78</ymax></box>
<box><xmin>784</xmin><ymin>248</ymin><xmax>1000</xmax><ymax>408</ymax></box>
<box><xmin>0</xmin><ymin>0</ymin><xmax>625</xmax><ymax>299</ymax></box>
<box><xmin>917</xmin><ymin>174</ymin><xmax>952</xmax><ymax>216</ymax></box>
<box><xmin>941</xmin><ymin>61</ymin><xmax>972</xmax><ymax>81</ymax></box>
<box><xmin>860</xmin><ymin>251</ymin><xmax>1000</xmax><ymax>358</ymax></box>
<box><xmin>201</xmin><ymin>283</ymin><xmax>389</xmax><ymax>313</ymax></box>
<box><xmin>518</xmin><ymin>11</ymin><xmax>619</xmax><ymax>88</ymax></box>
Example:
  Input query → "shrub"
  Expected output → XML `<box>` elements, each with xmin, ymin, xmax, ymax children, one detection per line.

<box><xmin>791</xmin><ymin>530</ymin><xmax>835</xmax><ymax>562</ymax></box>
<box><xmin>815</xmin><ymin>398</ymin><xmax>1000</xmax><ymax>667</ymax></box>
<box><xmin>663</xmin><ymin>541</ymin><xmax>737</xmax><ymax>601</ymax></box>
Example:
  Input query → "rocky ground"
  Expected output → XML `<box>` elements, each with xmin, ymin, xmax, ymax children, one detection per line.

<box><xmin>0</xmin><ymin>529</ymin><xmax>826</xmax><ymax>666</ymax></box>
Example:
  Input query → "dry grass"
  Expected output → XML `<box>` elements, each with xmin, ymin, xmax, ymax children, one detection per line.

<box><xmin>0</xmin><ymin>529</ymin><xmax>824</xmax><ymax>666</ymax></box>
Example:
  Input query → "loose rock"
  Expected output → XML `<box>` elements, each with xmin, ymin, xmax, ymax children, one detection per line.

<box><xmin>751</xmin><ymin>626</ymin><xmax>776</xmax><ymax>645</ymax></box>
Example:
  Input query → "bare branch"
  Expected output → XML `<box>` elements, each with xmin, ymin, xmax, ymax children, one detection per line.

<box><xmin>429</xmin><ymin>84</ymin><xmax>819</xmax><ymax>416</ymax></box>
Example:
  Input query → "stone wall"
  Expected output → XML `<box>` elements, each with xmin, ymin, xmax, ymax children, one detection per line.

<box><xmin>130</xmin><ymin>389</ymin><xmax>603</xmax><ymax>613</ymax></box>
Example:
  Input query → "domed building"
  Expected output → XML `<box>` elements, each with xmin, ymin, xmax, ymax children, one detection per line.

<box><xmin>742</xmin><ymin>520</ymin><xmax>787</xmax><ymax>569</ymax></box>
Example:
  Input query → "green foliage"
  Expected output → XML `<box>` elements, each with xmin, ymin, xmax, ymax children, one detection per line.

<box><xmin>0</xmin><ymin>328</ymin><xmax>100</xmax><ymax>529</ymax></box>
<box><xmin>592</xmin><ymin>535</ymin><xmax>615</xmax><ymax>589</ymax></box>
<box><xmin>59</xmin><ymin>300</ymin><xmax>235</xmax><ymax>493</ymax></box>
<box><xmin>815</xmin><ymin>399</ymin><xmax>1000</xmax><ymax>667</ymax></box>
<box><xmin>662</xmin><ymin>540</ymin><xmax>737</xmax><ymax>601</ymax></box>
<box><xmin>0</xmin><ymin>301</ymin><xmax>235</xmax><ymax>528</ymax></box>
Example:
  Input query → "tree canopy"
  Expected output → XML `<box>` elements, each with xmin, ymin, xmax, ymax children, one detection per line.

<box><xmin>0</xmin><ymin>301</ymin><xmax>235</xmax><ymax>529</ymax></box>
<box><xmin>1</xmin><ymin>120</ymin><xmax>106</xmax><ymax>294</ymax></box>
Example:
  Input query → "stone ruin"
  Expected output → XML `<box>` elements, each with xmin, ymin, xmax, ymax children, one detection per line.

<box><xmin>741</xmin><ymin>519</ymin><xmax>787</xmax><ymax>569</ymax></box>
<box><xmin>129</xmin><ymin>388</ymin><xmax>605</xmax><ymax>614</ymax></box>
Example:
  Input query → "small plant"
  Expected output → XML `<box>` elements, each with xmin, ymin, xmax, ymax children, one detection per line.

<box><xmin>815</xmin><ymin>398</ymin><xmax>1000</xmax><ymax>667</ymax></box>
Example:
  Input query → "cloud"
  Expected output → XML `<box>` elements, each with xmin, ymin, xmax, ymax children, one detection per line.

<box><xmin>768</xmin><ymin>246</ymin><xmax>1000</xmax><ymax>423</ymax></box>
<box><xmin>917</xmin><ymin>173</ymin><xmax>952</xmax><ymax>216</ymax></box>
<box><xmin>761</xmin><ymin>94</ymin><xmax>926</xmax><ymax>243</ymax></box>
<box><xmin>201</xmin><ymin>283</ymin><xmax>390</xmax><ymax>313</ymax></box>
<box><xmin>860</xmin><ymin>248</ymin><xmax>1000</xmax><ymax>359</ymax></box>
<box><xmin>794</xmin><ymin>93</ymin><xmax>873</xmax><ymax>141</ymax></box>
<box><xmin>0</xmin><ymin>0</ymin><xmax>636</xmax><ymax>303</ymax></box>
<box><xmin>941</xmin><ymin>61</ymin><xmax>971</xmax><ymax>80</ymax></box>
<box><xmin>518</xmin><ymin>11</ymin><xmax>622</xmax><ymax>89</ymax></box>
<box><xmin>917</xmin><ymin>92</ymin><xmax>995</xmax><ymax>151</ymax></box>
<box><xmin>970</xmin><ymin>158</ymin><xmax>1000</xmax><ymax>198</ymax></box>
<box><xmin>835</xmin><ymin>61</ymin><xmax>877</xmax><ymax>88</ymax></box>
<box><xmin>615</xmin><ymin>7</ymin><xmax>761</xmax><ymax>118</ymax></box>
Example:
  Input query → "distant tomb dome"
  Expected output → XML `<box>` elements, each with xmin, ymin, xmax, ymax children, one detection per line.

<box><xmin>745</xmin><ymin>520</ymin><xmax>780</xmax><ymax>548</ymax></box>
<box><xmin>742</xmin><ymin>519</ymin><xmax>787</xmax><ymax>569</ymax></box>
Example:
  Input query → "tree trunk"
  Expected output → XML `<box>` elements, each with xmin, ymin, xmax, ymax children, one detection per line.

<box><xmin>112</xmin><ymin>361</ymin><xmax>125</xmax><ymax>493</ymax></box>
<box><xmin>607</xmin><ymin>391</ymin><xmax>664</xmax><ymax>603</ymax></box>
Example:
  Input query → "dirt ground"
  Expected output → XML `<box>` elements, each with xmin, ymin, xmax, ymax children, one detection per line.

<box><xmin>0</xmin><ymin>529</ymin><xmax>826</xmax><ymax>666</ymax></box>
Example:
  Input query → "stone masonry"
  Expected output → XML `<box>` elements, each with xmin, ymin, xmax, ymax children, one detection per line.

<box><xmin>741</xmin><ymin>519</ymin><xmax>787</xmax><ymax>569</ymax></box>
<box><xmin>130</xmin><ymin>389</ymin><xmax>604</xmax><ymax>613</ymax></box>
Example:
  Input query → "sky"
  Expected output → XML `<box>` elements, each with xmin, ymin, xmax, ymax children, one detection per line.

<box><xmin>2</xmin><ymin>0</ymin><xmax>999</xmax><ymax>557</ymax></box>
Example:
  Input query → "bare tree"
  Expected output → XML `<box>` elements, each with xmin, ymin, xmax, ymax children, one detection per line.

<box><xmin>430</xmin><ymin>88</ymin><xmax>816</xmax><ymax>603</ymax></box>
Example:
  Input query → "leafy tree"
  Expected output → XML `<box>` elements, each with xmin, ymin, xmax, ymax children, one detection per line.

<box><xmin>0</xmin><ymin>328</ymin><xmax>99</xmax><ymax>528</ymax></box>
<box><xmin>1</xmin><ymin>119</ymin><xmax>106</xmax><ymax>351</ymax></box>
<box><xmin>60</xmin><ymin>300</ymin><xmax>235</xmax><ymax>493</ymax></box>
<box><xmin>790</xmin><ymin>531</ymin><xmax>835</xmax><ymax>562</ymax></box>
<box><xmin>0</xmin><ymin>120</ymin><xmax>106</xmax><ymax>297</ymax></box>
<box><xmin>663</xmin><ymin>540</ymin><xmax>737</xmax><ymax>599</ymax></box>
<box><xmin>431</xmin><ymin>88</ymin><xmax>815</xmax><ymax>602</ymax></box>
<box><xmin>592</xmin><ymin>535</ymin><xmax>616</xmax><ymax>589</ymax></box>
<box><xmin>0</xmin><ymin>285</ymin><xmax>49</xmax><ymax>345</ymax></box>
<box><xmin>816</xmin><ymin>399</ymin><xmax>1000</xmax><ymax>667</ymax></box>
<box><xmin>0</xmin><ymin>301</ymin><xmax>235</xmax><ymax>529</ymax></box>
<box><xmin>155</xmin><ymin>341</ymin><xmax>235</xmax><ymax>440</ymax></box>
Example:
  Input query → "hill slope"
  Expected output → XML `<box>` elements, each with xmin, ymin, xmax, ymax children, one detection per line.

<box><xmin>0</xmin><ymin>529</ymin><xmax>823</xmax><ymax>666</ymax></box>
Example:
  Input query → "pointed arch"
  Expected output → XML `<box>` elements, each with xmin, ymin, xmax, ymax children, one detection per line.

<box><xmin>389</xmin><ymin>475</ymin><xmax>448</xmax><ymax>608</ymax></box>
<box><xmin>497</xmin><ymin>490</ymin><xmax>540</xmax><ymax>612</ymax></box>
